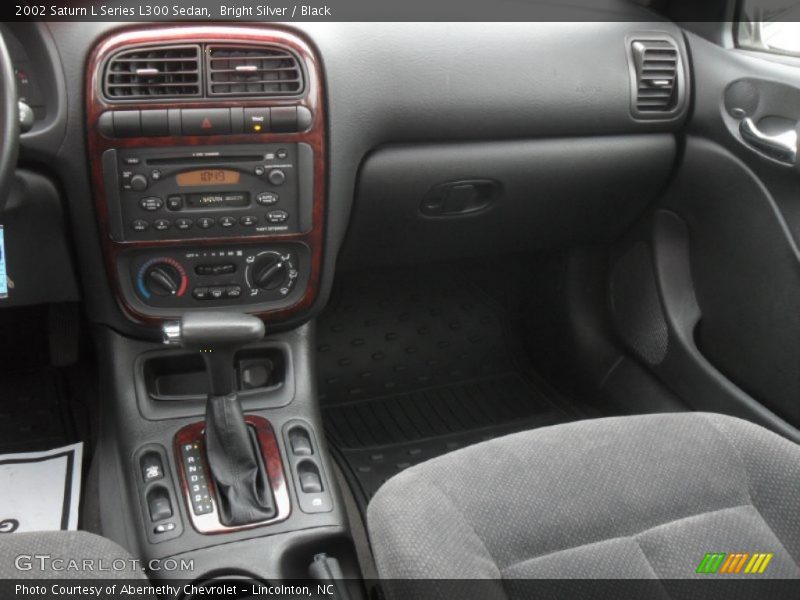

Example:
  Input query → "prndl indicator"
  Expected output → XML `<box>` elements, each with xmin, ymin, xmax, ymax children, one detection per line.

<box><xmin>0</xmin><ymin>225</ymin><xmax>7</xmax><ymax>298</ymax></box>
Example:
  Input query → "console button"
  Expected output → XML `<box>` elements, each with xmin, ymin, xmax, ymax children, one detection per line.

<box><xmin>175</xmin><ymin>218</ymin><xmax>193</xmax><ymax>230</ymax></box>
<box><xmin>131</xmin><ymin>219</ymin><xmax>149</xmax><ymax>231</ymax></box>
<box><xmin>244</xmin><ymin>107</ymin><xmax>270</xmax><ymax>133</ymax></box>
<box><xmin>197</xmin><ymin>217</ymin><xmax>215</xmax><ymax>229</ymax></box>
<box><xmin>257</xmin><ymin>192</ymin><xmax>278</xmax><ymax>206</ymax></box>
<box><xmin>298</xmin><ymin>461</ymin><xmax>323</xmax><ymax>494</ymax></box>
<box><xmin>208</xmin><ymin>287</ymin><xmax>225</xmax><ymax>300</ymax></box>
<box><xmin>225</xmin><ymin>285</ymin><xmax>242</xmax><ymax>298</ymax></box>
<box><xmin>141</xmin><ymin>110</ymin><xmax>169</xmax><ymax>136</ymax></box>
<box><xmin>154</xmin><ymin>522</ymin><xmax>176</xmax><ymax>534</ymax></box>
<box><xmin>140</xmin><ymin>452</ymin><xmax>164</xmax><ymax>483</ymax></box>
<box><xmin>139</xmin><ymin>196</ymin><xmax>163</xmax><ymax>211</ymax></box>
<box><xmin>167</xmin><ymin>195</ymin><xmax>183</xmax><ymax>211</ymax></box>
<box><xmin>271</xmin><ymin>106</ymin><xmax>297</xmax><ymax>132</ymax></box>
<box><xmin>289</xmin><ymin>427</ymin><xmax>313</xmax><ymax>456</ymax></box>
<box><xmin>147</xmin><ymin>488</ymin><xmax>173</xmax><ymax>522</ymax></box>
<box><xmin>113</xmin><ymin>110</ymin><xmax>141</xmax><ymax>137</ymax></box>
<box><xmin>195</xmin><ymin>264</ymin><xmax>236</xmax><ymax>276</ymax></box>
<box><xmin>266</xmin><ymin>210</ymin><xmax>289</xmax><ymax>224</ymax></box>
<box><xmin>240</xmin><ymin>215</ymin><xmax>258</xmax><ymax>226</ymax></box>
<box><xmin>219</xmin><ymin>216</ymin><xmax>236</xmax><ymax>228</ymax></box>
<box><xmin>154</xmin><ymin>219</ymin><xmax>170</xmax><ymax>231</ymax></box>
<box><xmin>267</xmin><ymin>169</ymin><xmax>286</xmax><ymax>186</ymax></box>
<box><xmin>192</xmin><ymin>287</ymin><xmax>208</xmax><ymax>300</ymax></box>
<box><xmin>182</xmin><ymin>108</ymin><xmax>231</xmax><ymax>135</ymax></box>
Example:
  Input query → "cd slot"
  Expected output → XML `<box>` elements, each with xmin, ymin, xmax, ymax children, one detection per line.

<box><xmin>147</xmin><ymin>155</ymin><xmax>263</xmax><ymax>166</ymax></box>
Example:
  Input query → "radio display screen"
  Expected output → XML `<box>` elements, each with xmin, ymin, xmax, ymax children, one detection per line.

<box><xmin>176</xmin><ymin>169</ymin><xmax>241</xmax><ymax>187</ymax></box>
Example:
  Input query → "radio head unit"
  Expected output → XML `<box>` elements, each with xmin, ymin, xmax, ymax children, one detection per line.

<box><xmin>102</xmin><ymin>143</ymin><xmax>314</xmax><ymax>242</ymax></box>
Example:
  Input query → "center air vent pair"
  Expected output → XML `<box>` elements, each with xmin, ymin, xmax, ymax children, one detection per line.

<box><xmin>104</xmin><ymin>43</ymin><xmax>304</xmax><ymax>100</ymax></box>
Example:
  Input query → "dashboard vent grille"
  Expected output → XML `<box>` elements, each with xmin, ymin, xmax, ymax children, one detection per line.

<box><xmin>105</xmin><ymin>45</ymin><xmax>201</xmax><ymax>99</ymax></box>
<box><xmin>206</xmin><ymin>45</ymin><xmax>303</xmax><ymax>97</ymax></box>
<box><xmin>631</xmin><ymin>40</ymin><xmax>679</xmax><ymax>113</ymax></box>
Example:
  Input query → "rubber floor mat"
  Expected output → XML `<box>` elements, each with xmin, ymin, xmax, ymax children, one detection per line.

<box><xmin>316</xmin><ymin>266</ymin><xmax>578</xmax><ymax>505</ymax></box>
<box><xmin>0</xmin><ymin>369</ymin><xmax>72</xmax><ymax>454</ymax></box>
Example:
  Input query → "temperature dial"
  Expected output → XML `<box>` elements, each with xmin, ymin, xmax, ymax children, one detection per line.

<box><xmin>246</xmin><ymin>251</ymin><xmax>298</xmax><ymax>297</ymax></box>
<box><xmin>137</xmin><ymin>258</ymin><xmax>188</xmax><ymax>299</ymax></box>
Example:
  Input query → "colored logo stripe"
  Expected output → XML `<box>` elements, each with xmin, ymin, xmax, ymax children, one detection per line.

<box><xmin>697</xmin><ymin>552</ymin><xmax>773</xmax><ymax>574</ymax></box>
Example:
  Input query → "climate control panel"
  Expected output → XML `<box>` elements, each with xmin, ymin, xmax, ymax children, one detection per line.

<box><xmin>118</xmin><ymin>243</ymin><xmax>310</xmax><ymax>315</ymax></box>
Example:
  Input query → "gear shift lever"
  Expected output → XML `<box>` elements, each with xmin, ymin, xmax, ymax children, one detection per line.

<box><xmin>163</xmin><ymin>312</ymin><xmax>277</xmax><ymax>526</ymax></box>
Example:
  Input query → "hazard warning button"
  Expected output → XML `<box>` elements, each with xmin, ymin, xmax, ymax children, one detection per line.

<box><xmin>181</xmin><ymin>108</ymin><xmax>231</xmax><ymax>135</ymax></box>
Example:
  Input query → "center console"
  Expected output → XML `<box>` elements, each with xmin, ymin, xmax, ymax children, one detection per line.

<box><xmin>86</xmin><ymin>26</ymin><xmax>361</xmax><ymax>591</ymax></box>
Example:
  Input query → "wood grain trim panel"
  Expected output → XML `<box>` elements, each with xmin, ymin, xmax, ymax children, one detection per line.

<box><xmin>86</xmin><ymin>25</ymin><xmax>326</xmax><ymax>327</ymax></box>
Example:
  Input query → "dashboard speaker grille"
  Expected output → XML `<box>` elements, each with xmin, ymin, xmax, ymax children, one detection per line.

<box><xmin>104</xmin><ymin>45</ymin><xmax>202</xmax><ymax>99</ymax></box>
<box><xmin>631</xmin><ymin>39</ymin><xmax>679</xmax><ymax>113</ymax></box>
<box><xmin>206</xmin><ymin>45</ymin><xmax>303</xmax><ymax>97</ymax></box>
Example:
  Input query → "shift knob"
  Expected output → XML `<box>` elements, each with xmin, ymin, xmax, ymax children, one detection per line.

<box><xmin>163</xmin><ymin>312</ymin><xmax>265</xmax><ymax>396</ymax></box>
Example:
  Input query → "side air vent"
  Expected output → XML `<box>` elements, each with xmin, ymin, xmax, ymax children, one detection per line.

<box><xmin>105</xmin><ymin>45</ymin><xmax>201</xmax><ymax>100</ymax></box>
<box><xmin>206</xmin><ymin>45</ymin><xmax>303</xmax><ymax>97</ymax></box>
<box><xmin>630</xmin><ymin>38</ymin><xmax>682</xmax><ymax>117</ymax></box>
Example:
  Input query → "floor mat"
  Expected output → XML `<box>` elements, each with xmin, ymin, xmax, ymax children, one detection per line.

<box><xmin>0</xmin><ymin>369</ymin><xmax>73</xmax><ymax>454</ymax></box>
<box><xmin>316</xmin><ymin>265</ymin><xmax>579</xmax><ymax>506</ymax></box>
<box><xmin>0</xmin><ymin>442</ymin><xmax>83</xmax><ymax>532</ymax></box>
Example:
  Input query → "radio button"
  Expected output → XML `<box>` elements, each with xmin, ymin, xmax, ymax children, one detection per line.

<box><xmin>240</xmin><ymin>215</ymin><xmax>258</xmax><ymax>227</ymax></box>
<box><xmin>154</xmin><ymin>219</ymin><xmax>170</xmax><ymax>231</ymax></box>
<box><xmin>276</xmin><ymin>148</ymin><xmax>288</xmax><ymax>160</ymax></box>
<box><xmin>139</xmin><ymin>196</ymin><xmax>163</xmax><ymax>211</ymax></box>
<box><xmin>267</xmin><ymin>169</ymin><xmax>286</xmax><ymax>186</ymax></box>
<box><xmin>122</xmin><ymin>157</ymin><xmax>141</xmax><ymax>166</ymax></box>
<box><xmin>256</xmin><ymin>192</ymin><xmax>278</xmax><ymax>206</ymax></box>
<box><xmin>182</xmin><ymin>108</ymin><xmax>231</xmax><ymax>136</ymax></box>
<box><xmin>175</xmin><ymin>218</ymin><xmax>193</xmax><ymax>231</ymax></box>
<box><xmin>197</xmin><ymin>217</ymin><xmax>215</xmax><ymax>229</ymax></box>
<box><xmin>167</xmin><ymin>195</ymin><xmax>183</xmax><ymax>211</ymax></box>
<box><xmin>151</xmin><ymin>169</ymin><xmax>162</xmax><ymax>181</ymax></box>
<box><xmin>254</xmin><ymin>166</ymin><xmax>265</xmax><ymax>176</ymax></box>
<box><xmin>266</xmin><ymin>210</ymin><xmax>289</xmax><ymax>224</ymax></box>
<box><xmin>131</xmin><ymin>219</ymin><xmax>149</xmax><ymax>232</ymax></box>
<box><xmin>219</xmin><ymin>216</ymin><xmax>236</xmax><ymax>228</ymax></box>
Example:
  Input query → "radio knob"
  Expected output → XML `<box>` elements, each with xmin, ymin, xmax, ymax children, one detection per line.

<box><xmin>130</xmin><ymin>174</ymin><xmax>149</xmax><ymax>192</ymax></box>
<box><xmin>251</xmin><ymin>253</ymin><xmax>289</xmax><ymax>291</ymax></box>
<box><xmin>267</xmin><ymin>169</ymin><xmax>286</xmax><ymax>186</ymax></box>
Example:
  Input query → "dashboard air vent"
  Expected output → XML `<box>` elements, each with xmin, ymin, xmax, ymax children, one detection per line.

<box><xmin>630</xmin><ymin>39</ymin><xmax>679</xmax><ymax>113</ymax></box>
<box><xmin>206</xmin><ymin>45</ymin><xmax>303</xmax><ymax>97</ymax></box>
<box><xmin>105</xmin><ymin>45</ymin><xmax>201</xmax><ymax>99</ymax></box>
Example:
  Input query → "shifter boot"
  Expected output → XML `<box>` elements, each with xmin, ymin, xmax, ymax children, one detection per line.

<box><xmin>205</xmin><ymin>393</ymin><xmax>276</xmax><ymax>526</ymax></box>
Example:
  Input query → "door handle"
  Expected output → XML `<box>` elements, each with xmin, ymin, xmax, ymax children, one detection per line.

<box><xmin>739</xmin><ymin>117</ymin><xmax>797</xmax><ymax>165</ymax></box>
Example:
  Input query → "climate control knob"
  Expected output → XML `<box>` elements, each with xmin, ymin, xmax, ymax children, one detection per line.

<box><xmin>136</xmin><ymin>258</ymin><xmax>188</xmax><ymax>300</ymax></box>
<box><xmin>251</xmin><ymin>252</ymin><xmax>289</xmax><ymax>291</ymax></box>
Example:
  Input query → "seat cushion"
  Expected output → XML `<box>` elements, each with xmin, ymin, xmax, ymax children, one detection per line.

<box><xmin>0</xmin><ymin>531</ymin><xmax>149</xmax><ymax>579</ymax></box>
<box><xmin>367</xmin><ymin>412</ymin><xmax>800</xmax><ymax>593</ymax></box>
